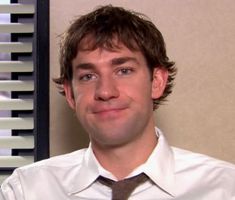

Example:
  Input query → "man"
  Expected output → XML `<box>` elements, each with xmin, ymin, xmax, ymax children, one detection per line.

<box><xmin>1</xmin><ymin>5</ymin><xmax>235</xmax><ymax>200</ymax></box>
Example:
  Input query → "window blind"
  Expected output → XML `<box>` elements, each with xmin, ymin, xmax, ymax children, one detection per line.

<box><xmin>0</xmin><ymin>0</ymin><xmax>49</xmax><ymax>184</ymax></box>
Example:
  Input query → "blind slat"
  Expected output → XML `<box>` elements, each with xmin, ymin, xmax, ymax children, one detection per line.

<box><xmin>0</xmin><ymin>99</ymin><xmax>33</xmax><ymax>110</ymax></box>
<box><xmin>0</xmin><ymin>117</ymin><xmax>34</xmax><ymax>129</ymax></box>
<box><xmin>0</xmin><ymin>4</ymin><xmax>35</xmax><ymax>14</ymax></box>
<box><xmin>0</xmin><ymin>80</ymin><xmax>34</xmax><ymax>91</ymax></box>
<box><xmin>0</xmin><ymin>136</ymin><xmax>34</xmax><ymax>149</ymax></box>
<box><xmin>0</xmin><ymin>42</ymin><xmax>32</xmax><ymax>53</ymax></box>
<box><xmin>0</xmin><ymin>23</ymin><xmax>34</xmax><ymax>33</ymax></box>
<box><xmin>0</xmin><ymin>1</ymin><xmax>39</xmax><ymax>183</ymax></box>
<box><xmin>0</xmin><ymin>156</ymin><xmax>34</xmax><ymax>168</ymax></box>
<box><xmin>0</xmin><ymin>61</ymin><xmax>33</xmax><ymax>72</ymax></box>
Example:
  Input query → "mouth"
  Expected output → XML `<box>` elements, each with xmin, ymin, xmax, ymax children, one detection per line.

<box><xmin>94</xmin><ymin>107</ymin><xmax>126</xmax><ymax>114</ymax></box>
<box><xmin>92</xmin><ymin>106</ymin><xmax>128</xmax><ymax>118</ymax></box>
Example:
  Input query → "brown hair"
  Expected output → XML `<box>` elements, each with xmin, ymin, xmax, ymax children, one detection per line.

<box><xmin>54</xmin><ymin>5</ymin><xmax>176</xmax><ymax>109</ymax></box>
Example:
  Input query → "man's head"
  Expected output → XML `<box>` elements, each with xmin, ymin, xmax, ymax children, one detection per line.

<box><xmin>54</xmin><ymin>5</ymin><xmax>176</xmax><ymax>109</ymax></box>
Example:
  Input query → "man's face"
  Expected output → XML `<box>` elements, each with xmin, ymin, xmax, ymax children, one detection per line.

<box><xmin>64</xmin><ymin>43</ymin><xmax>168</xmax><ymax>148</ymax></box>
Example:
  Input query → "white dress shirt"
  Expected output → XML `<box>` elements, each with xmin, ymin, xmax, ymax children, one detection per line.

<box><xmin>1</xmin><ymin>128</ymin><xmax>235</xmax><ymax>200</ymax></box>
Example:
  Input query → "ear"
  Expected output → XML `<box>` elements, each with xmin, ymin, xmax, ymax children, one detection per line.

<box><xmin>63</xmin><ymin>81</ymin><xmax>76</xmax><ymax>110</ymax></box>
<box><xmin>151</xmin><ymin>68</ymin><xmax>169</xmax><ymax>99</ymax></box>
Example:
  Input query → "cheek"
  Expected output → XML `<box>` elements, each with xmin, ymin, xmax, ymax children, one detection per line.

<box><xmin>123</xmin><ymin>80</ymin><xmax>153</xmax><ymax>104</ymax></box>
<box><xmin>73</xmin><ymin>87</ymin><xmax>94</xmax><ymax>116</ymax></box>
<box><xmin>74</xmin><ymin>92</ymin><xmax>86</xmax><ymax>109</ymax></box>
<box><xmin>72</xmin><ymin>86</ymin><xmax>85</xmax><ymax>109</ymax></box>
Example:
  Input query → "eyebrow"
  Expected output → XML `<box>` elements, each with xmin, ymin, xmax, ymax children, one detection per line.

<box><xmin>111</xmin><ymin>57</ymin><xmax>140</xmax><ymax>66</ymax></box>
<box><xmin>74</xmin><ymin>56</ymin><xmax>140</xmax><ymax>70</ymax></box>
<box><xmin>75</xmin><ymin>63</ymin><xmax>95</xmax><ymax>70</ymax></box>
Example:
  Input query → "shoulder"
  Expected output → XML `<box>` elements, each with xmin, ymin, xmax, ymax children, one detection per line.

<box><xmin>15</xmin><ymin>148</ymin><xmax>87</xmax><ymax>178</ymax></box>
<box><xmin>20</xmin><ymin>148</ymin><xmax>87</xmax><ymax>170</ymax></box>
<box><xmin>172</xmin><ymin>147</ymin><xmax>235</xmax><ymax>196</ymax></box>
<box><xmin>1</xmin><ymin>148</ymin><xmax>88</xmax><ymax>199</ymax></box>
<box><xmin>8</xmin><ymin>148</ymin><xmax>88</xmax><ymax>179</ymax></box>
<box><xmin>173</xmin><ymin>146</ymin><xmax>235</xmax><ymax>171</ymax></box>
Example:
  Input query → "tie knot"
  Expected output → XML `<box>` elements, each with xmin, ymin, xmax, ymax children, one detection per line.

<box><xmin>97</xmin><ymin>173</ymin><xmax>149</xmax><ymax>200</ymax></box>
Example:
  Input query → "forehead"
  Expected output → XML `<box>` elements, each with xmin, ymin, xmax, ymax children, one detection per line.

<box><xmin>71</xmin><ymin>36</ymin><xmax>148</xmax><ymax>69</ymax></box>
<box><xmin>72</xmin><ymin>44</ymin><xmax>146</xmax><ymax>67</ymax></box>
<box><xmin>77</xmin><ymin>34</ymin><xmax>139</xmax><ymax>52</ymax></box>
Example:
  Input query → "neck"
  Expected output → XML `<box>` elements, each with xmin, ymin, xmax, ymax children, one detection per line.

<box><xmin>92</xmin><ymin>126</ymin><xmax>157</xmax><ymax>180</ymax></box>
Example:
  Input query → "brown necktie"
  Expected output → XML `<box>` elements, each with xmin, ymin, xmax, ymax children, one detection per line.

<box><xmin>97</xmin><ymin>173</ymin><xmax>148</xmax><ymax>200</ymax></box>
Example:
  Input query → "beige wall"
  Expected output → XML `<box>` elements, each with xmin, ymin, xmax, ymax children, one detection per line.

<box><xmin>50</xmin><ymin>0</ymin><xmax>235</xmax><ymax>164</ymax></box>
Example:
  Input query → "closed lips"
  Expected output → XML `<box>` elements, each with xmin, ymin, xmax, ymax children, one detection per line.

<box><xmin>93</xmin><ymin>107</ymin><xmax>127</xmax><ymax>114</ymax></box>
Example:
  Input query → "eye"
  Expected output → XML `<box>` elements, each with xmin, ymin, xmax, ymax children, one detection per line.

<box><xmin>78</xmin><ymin>73</ymin><xmax>97</xmax><ymax>82</ymax></box>
<box><xmin>117</xmin><ymin>67</ymin><xmax>134</xmax><ymax>76</ymax></box>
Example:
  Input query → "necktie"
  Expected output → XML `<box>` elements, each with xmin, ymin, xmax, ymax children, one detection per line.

<box><xmin>97</xmin><ymin>173</ymin><xmax>148</xmax><ymax>200</ymax></box>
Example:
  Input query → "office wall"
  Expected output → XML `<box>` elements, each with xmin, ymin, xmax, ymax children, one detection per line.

<box><xmin>50</xmin><ymin>0</ymin><xmax>235</xmax><ymax>163</ymax></box>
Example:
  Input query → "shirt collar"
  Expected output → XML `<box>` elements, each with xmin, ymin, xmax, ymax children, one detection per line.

<box><xmin>143</xmin><ymin>128</ymin><xmax>176</xmax><ymax>196</ymax></box>
<box><xmin>67</xmin><ymin>128</ymin><xmax>176</xmax><ymax>196</ymax></box>
<box><xmin>67</xmin><ymin>144</ymin><xmax>100</xmax><ymax>195</ymax></box>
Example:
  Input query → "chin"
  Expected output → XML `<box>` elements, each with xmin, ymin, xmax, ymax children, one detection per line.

<box><xmin>93</xmin><ymin>131</ymin><xmax>137</xmax><ymax>147</ymax></box>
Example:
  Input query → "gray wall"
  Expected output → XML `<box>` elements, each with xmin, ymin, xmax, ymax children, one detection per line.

<box><xmin>50</xmin><ymin>0</ymin><xmax>235</xmax><ymax>164</ymax></box>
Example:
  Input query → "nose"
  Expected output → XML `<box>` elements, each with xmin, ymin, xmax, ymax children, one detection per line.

<box><xmin>94</xmin><ymin>76</ymin><xmax>119</xmax><ymax>101</ymax></box>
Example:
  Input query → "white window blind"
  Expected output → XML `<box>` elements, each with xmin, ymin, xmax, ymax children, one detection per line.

<box><xmin>0</xmin><ymin>2</ymin><xmax>35</xmax><ymax>184</ymax></box>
